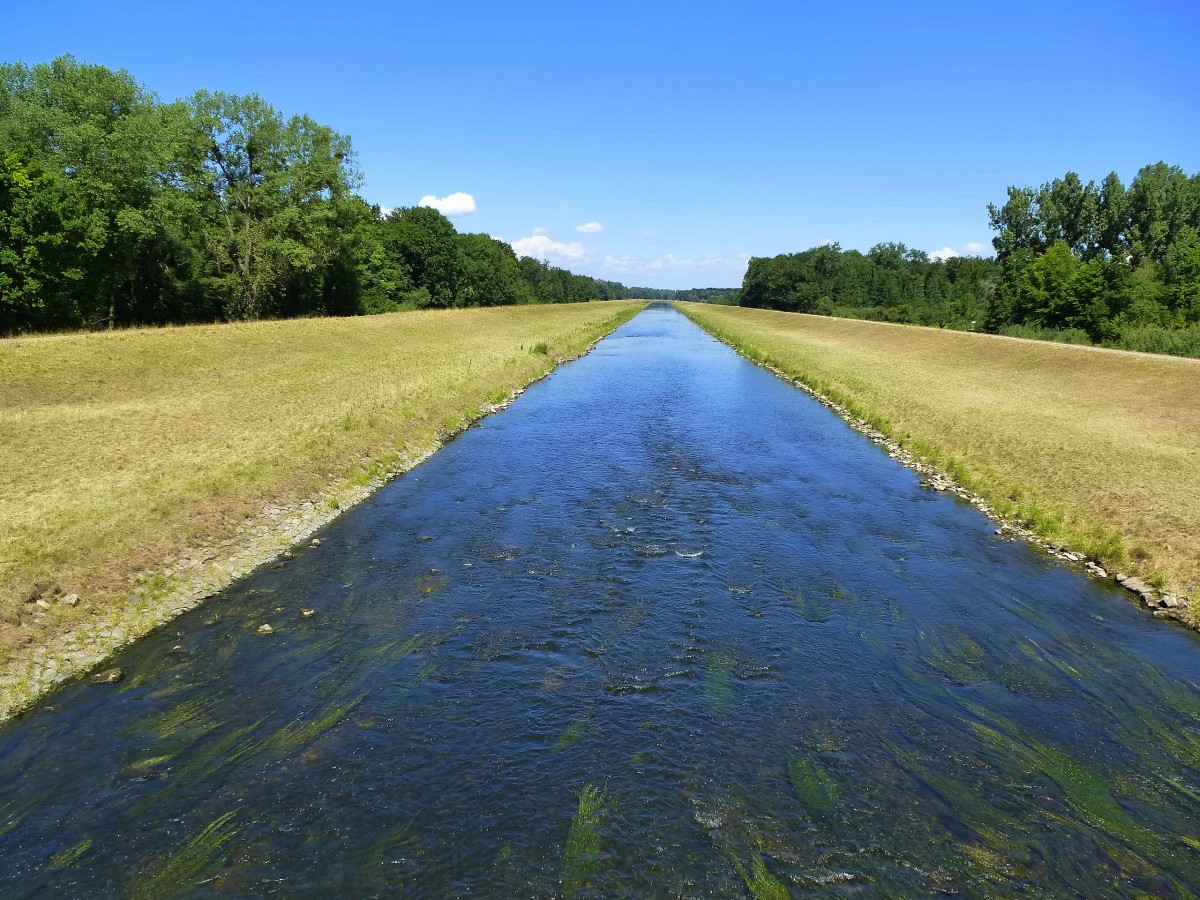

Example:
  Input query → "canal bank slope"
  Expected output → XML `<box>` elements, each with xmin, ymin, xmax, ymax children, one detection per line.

<box><xmin>0</xmin><ymin>301</ymin><xmax>645</xmax><ymax>719</ymax></box>
<box><xmin>678</xmin><ymin>302</ymin><xmax>1200</xmax><ymax>623</ymax></box>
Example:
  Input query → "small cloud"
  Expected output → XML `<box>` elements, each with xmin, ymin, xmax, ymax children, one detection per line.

<box><xmin>377</xmin><ymin>206</ymin><xmax>394</xmax><ymax>219</ymax></box>
<box><xmin>604</xmin><ymin>254</ymin><xmax>638</xmax><ymax>269</ymax></box>
<box><xmin>418</xmin><ymin>192</ymin><xmax>477</xmax><ymax>216</ymax></box>
<box><xmin>533</xmin><ymin>226</ymin><xmax>548</xmax><ymax>236</ymax></box>
<box><xmin>602</xmin><ymin>252</ymin><xmax>739</xmax><ymax>272</ymax></box>
<box><xmin>511</xmin><ymin>233</ymin><xmax>587</xmax><ymax>263</ymax></box>
<box><xmin>575</xmin><ymin>221</ymin><xmax>604</xmax><ymax>233</ymax></box>
<box><xmin>930</xmin><ymin>242</ymin><xmax>993</xmax><ymax>261</ymax></box>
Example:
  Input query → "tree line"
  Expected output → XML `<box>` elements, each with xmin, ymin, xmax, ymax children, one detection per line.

<box><xmin>736</xmin><ymin>163</ymin><xmax>1200</xmax><ymax>357</ymax></box>
<box><xmin>0</xmin><ymin>56</ymin><xmax>636</xmax><ymax>334</ymax></box>
<box><xmin>630</xmin><ymin>287</ymin><xmax>740</xmax><ymax>304</ymax></box>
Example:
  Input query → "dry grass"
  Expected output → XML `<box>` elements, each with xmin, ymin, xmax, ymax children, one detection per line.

<box><xmin>678</xmin><ymin>303</ymin><xmax>1200</xmax><ymax>601</ymax></box>
<box><xmin>0</xmin><ymin>302</ymin><xmax>644</xmax><ymax>664</ymax></box>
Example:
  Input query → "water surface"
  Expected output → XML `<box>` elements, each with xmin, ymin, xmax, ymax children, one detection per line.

<box><xmin>4</xmin><ymin>303</ymin><xmax>1200</xmax><ymax>897</ymax></box>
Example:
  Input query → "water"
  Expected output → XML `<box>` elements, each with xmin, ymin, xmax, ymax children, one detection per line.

<box><xmin>4</xmin><ymin>303</ymin><xmax>1200</xmax><ymax>897</ymax></box>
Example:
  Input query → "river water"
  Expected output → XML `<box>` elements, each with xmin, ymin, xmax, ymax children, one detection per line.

<box><xmin>4</xmin><ymin>303</ymin><xmax>1200</xmax><ymax>897</ymax></box>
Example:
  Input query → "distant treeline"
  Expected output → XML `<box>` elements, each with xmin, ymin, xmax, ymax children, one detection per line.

<box><xmin>737</xmin><ymin>163</ymin><xmax>1200</xmax><ymax>357</ymax></box>
<box><xmin>0</xmin><ymin>57</ymin><xmax>636</xmax><ymax>334</ymax></box>
<box><xmin>630</xmin><ymin>287</ymin><xmax>740</xmax><ymax>303</ymax></box>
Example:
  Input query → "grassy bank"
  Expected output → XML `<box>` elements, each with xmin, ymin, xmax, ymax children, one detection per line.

<box><xmin>0</xmin><ymin>301</ymin><xmax>644</xmax><ymax>713</ymax></box>
<box><xmin>677</xmin><ymin>302</ymin><xmax>1200</xmax><ymax>608</ymax></box>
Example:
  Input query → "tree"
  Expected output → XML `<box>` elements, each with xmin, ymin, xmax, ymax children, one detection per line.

<box><xmin>1095</xmin><ymin>171</ymin><xmax>1128</xmax><ymax>260</ymax></box>
<box><xmin>988</xmin><ymin>186</ymin><xmax>1043</xmax><ymax>261</ymax></box>
<box><xmin>1036</xmin><ymin>172</ymin><xmax>1098</xmax><ymax>258</ymax></box>
<box><xmin>1125</xmin><ymin>162</ymin><xmax>1196</xmax><ymax>266</ymax></box>
<box><xmin>0</xmin><ymin>56</ymin><xmax>198</xmax><ymax>330</ymax></box>
<box><xmin>1012</xmin><ymin>241</ymin><xmax>1078</xmax><ymax>329</ymax></box>
<box><xmin>184</xmin><ymin>90</ymin><xmax>360</xmax><ymax>319</ymax></box>
<box><xmin>457</xmin><ymin>233</ymin><xmax>531</xmax><ymax>306</ymax></box>
<box><xmin>1163</xmin><ymin>226</ymin><xmax>1200</xmax><ymax>323</ymax></box>
<box><xmin>378</xmin><ymin>206</ymin><xmax>461</xmax><ymax>307</ymax></box>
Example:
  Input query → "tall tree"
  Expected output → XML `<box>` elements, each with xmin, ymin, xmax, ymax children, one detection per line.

<box><xmin>0</xmin><ymin>56</ymin><xmax>194</xmax><ymax>330</ymax></box>
<box><xmin>184</xmin><ymin>90</ymin><xmax>359</xmax><ymax>319</ymax></box>
<box><xmin>378</xmin><ymin>206</ymin><xmax>461</xmax><ymax>307</ymax></box>
<box><xmin>457</xmin><ymin>233</ymin><xmax>531</xmax><ymax>306</ymax></box>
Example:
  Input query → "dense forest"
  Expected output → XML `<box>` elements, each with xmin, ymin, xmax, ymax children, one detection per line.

<box><xmin>738</xmin><ymin>164</ymin><xmax>1200</xmax><ymax>357</ymax></box>
<box><xmin>0</xmin><ymin>57</ymin><xmax>635</xmax><ymax>334</ymax></box>
<box><xmin>630</xmin><ymin>287</ymin><xmax>740</xmax><ymax>303</ymax></box>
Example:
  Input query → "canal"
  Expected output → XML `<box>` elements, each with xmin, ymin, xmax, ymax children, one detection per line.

<box><xmin>3</xmin><ymin>303</ymin><xmax>1200</xmax><ymax>897</ymax></box>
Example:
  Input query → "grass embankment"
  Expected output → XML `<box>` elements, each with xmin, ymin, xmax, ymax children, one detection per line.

<box><xmin>677</xmin><ymin>302</ymin><xmax>1200</xmax><ymax>608</ymax></box>
<box><xmin>0</xmin><ymin>301</ymin><xmax>644</xmax><ymax>714</ymax></box>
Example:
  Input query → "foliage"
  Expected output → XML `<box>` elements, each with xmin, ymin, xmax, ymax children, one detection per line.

<box><xmin>630</xmin><ymin>286</ymin><xmax>740</xmax><ymax>303</ymax></box>
<box><xmin>0</xmin><ymin>55</ymin><xmax>632</xmax><ymax>334</ymax></box>
<box><xmin>738</xmin><ymin>242</ymin><xmax>996</xmax><ymax>329</ymax></box>
<box><xmin>736</xmin><ymin>162</ymin><xmax>1200</xmax><ymax>358</ymax></box>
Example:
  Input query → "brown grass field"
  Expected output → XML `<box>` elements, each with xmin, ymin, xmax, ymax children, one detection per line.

<box><xmin>678</xmin><ymin>302</ymin><xmax>1200</xmax><ymax>606</ymax></box>
<box><xmin>0</xmin><ymin>301</ymin><xmax>644</xmax><ymax>678</ymax></box>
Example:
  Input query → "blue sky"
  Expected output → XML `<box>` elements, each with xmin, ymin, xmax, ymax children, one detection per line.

<box><xmin>5</xmin><ymin>1</ymin><xmax>1199</xmax><ymax>289</ymax></box>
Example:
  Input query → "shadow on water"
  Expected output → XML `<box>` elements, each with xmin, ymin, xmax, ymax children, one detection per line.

<box><xmin>4</xmin><ymin>302</ymin><xmax>1200</xmax><ymax>896</ymax></box>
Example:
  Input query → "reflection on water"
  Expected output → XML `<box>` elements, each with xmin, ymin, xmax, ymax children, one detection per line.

<box><xmin>3</xmin><ymin>303</ymin><xmax>1200</xmax><ymax>897</ymax></box>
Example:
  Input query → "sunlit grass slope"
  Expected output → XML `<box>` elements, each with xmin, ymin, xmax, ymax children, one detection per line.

<box><xmin>0</xmin><ymin>301</ymin><xmax>644</xmax><ymax>660</ymax></box>
<box><xmin>678</xmin><ymin>302</ymin><xmax>1200</xmax><ymax>604</ymax></box>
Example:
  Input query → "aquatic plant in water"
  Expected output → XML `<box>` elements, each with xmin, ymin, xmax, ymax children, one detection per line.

<box><xmin>787</xmin><ymin>755</ymin><xmax>837</xmax><ymax>813</ymax></box>
<box><xmin>130</xmin><ymin>810</ymin><xmax>240</xmax><ymax>900</ymax></box>
<box><xmin>553</xmin><ymin>717</ymin><xmax>590</xmax><ymax>751</ymax></box>
<box><xmin>266</xmin><ymin>695</ymin><xmax>364</xmax><ymax>750</ymax></box>
<box><xmin>560</xmin><ymin>783</ymin><xmax>607</xmax><ymax>898</ymax></box>
<box><xmin>728</xmin><ymin>843</ymin><xmax>790</xmax><ymax>900</ymax></box>
<box><xmin>51</xmin><ymin>837</ymin><xmax>92</xmax><ymax>869</ymax></box>
<box><xmin>704</xmin><ymin>653</ymin><xmax>736</xmax><ymax>711</ymax></box>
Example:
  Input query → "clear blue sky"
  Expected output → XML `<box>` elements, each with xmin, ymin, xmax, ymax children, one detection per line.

<box><xmin>5</xmin><ymin>1</ymin><xmax>1198</xmax><ymax>288</ymax></box>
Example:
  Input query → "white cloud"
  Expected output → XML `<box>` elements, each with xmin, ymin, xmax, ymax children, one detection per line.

<box><xmin>532</xmin><ymin>226</ymin><xmax>548</xmax><ymax>236</ymax></box>
<box><xmin>418</xmin><ymin>192</ymin><xmax>477</xmax><ymax>216</ymax></box>
<box><xmin>511</xmin><ymin>233</ymin><xmax>587</xmax><ymax>263</ymax></box>
<box><xmin>602</xmin><ymin>252</ymin><xmax>737</xmax><ymax>272</ymax></box>
<box><xmin>377</xmin><ymin>206</ymin><xmax>394</xmax><ymax>219</ymax></box>
<box><xmin>930</xmin><ymin>242</ymin><xmax>993</xmax><ymax>261</ymax></box>
<box><xmin>604</xmin><ymin>254</ymin><xmax>638</xmax><ymax>270</ymax></box>
<box><xmin>575</xmin><ymin>221</ymin><xmax>604</xmax><ymax>233</ymax></box>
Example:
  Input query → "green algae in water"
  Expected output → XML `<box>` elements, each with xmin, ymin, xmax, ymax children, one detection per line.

<box><xmin>122</xmin><ymin>753</ymin><xmax>176</xmax><ymax>774</ymax></box>
<box><xmin>360</xmin><ymin>825</ymin><xmax>417</xmax><ymax>871</ymax></box>
<box><xmin>560</xmin><ymin>783</ymin><xmax>607</xmax><ymax>899</ymax></box>
<box><xmin>0</xmin><ymin>801</ymin><xmax>28</xmax><ymax>839</ymax></box>
<box><xmin>920</xmin><ymin>627</ymin><xmax>987</xmax><ymax>686</ymax></box>
<box><xmin>705</xmin><ymin>652</ymin><xmax>736</xmax><ymax>711</ymax></box>
<box><xmin>787</xmin><ymin>755</ymin><xmax>837</xmax><ymax>813</ymax></box>
<box><xmin>728</xmin><ymin>844</ymin><xmax>790</xmax><ymax>900</ymax></box>
<box><xmin>886</xmin><ymin>742</ymin><xmax>1034</xmax><ymax>883</ymax></box>
<box><xmin>130</xmin><ymin>810</ymin><xmax>240</xmax><ymax>900</ymax></box>
<box><xmin>170</xmin><ymin>720</ymin><xmax>265</xmax><ymax>788</ymax></box>
<box><xmin>553</xmin><ymin>717</ymin><xmax>590</xmax><ymax>751</ymax></box>
<box><xmin>51</xmin><ymin>837</ymin><xmax>92</xmax><ymax>869</ymax></box>
<box><xmin>142</xmin><ymin>694</ymin><xmax>218</xmax><ymax>741</ymax></box>
<box><xmin>791</xmin><ymin>589</ymin><xmax>832</xmax><ymax>624</ymax></box>
<box><xmin>267</xmin><ymin>695</ymin><xmax>364</xmax><ymax>750</ymax></box>
<box><xmin>960</xmin><ymin>703</ymin><xmax>1191</xmax><ymax>880</ymax></box>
